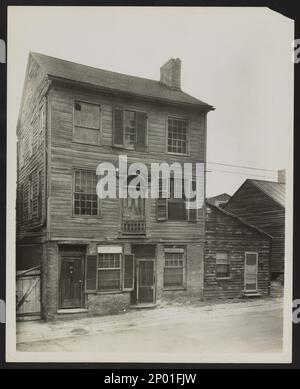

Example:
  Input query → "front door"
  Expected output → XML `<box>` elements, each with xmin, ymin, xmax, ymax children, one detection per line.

<box><xmin>137</xmin><ymin>259</ymin><xmax>155</xmax><ymax>304</ymax></box>
<box><xmin>60</xmin><ymin>256</ymin><xmax>84</xmax><ymax>309</ymax></box>
<box><xmin>244</xmin><ymin>252</ymin><xmax>258</xmax><ymax>292</ymax></box>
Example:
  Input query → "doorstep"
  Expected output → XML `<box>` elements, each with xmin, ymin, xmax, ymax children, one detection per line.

<box><xmin>243</xmin><ymin>292</ymin><xmax>262</xmax><ymax>298</ymax></box>
<box><xmin>130</xmin><ymin>303</ymin><xmax>157</xmax><ymax>310</ymax></box>
<box><xmin>57</xmin><ymin>308</ymin><xmax>88</xmax><ymax>314</ymax></box>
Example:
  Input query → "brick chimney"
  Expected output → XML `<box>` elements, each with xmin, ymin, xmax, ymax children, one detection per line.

<box><xmin>278</xmin><ymin>169</ymin><xmax>286</xmax><ymax>184</ymax></box>
<box><xmin>160</xmin><ymin>58</ymin><xmax>181</xmax><ymax>90</ymax></box>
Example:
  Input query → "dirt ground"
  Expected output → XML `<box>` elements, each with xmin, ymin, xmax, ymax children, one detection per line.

<box><xmin>16</xmin><ymin>297</ymin><xmax>284</xmax><ymax>356</ymax></box>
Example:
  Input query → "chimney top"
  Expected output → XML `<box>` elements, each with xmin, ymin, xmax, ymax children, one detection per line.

<box><xmin>160</xmin><ymin>58</ymin><xmax>181</xmax><ymax>91</ymax></box>
<box><xmin>278</xmin><ymin>169</ymin><xmax>286</xmax><ymax>184</ymax></box>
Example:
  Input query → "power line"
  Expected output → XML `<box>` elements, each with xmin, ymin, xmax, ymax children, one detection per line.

<box><xmin>206</xmin><ymin>168</ymin><xmax>277</xmax><ymax>179</ymax></box>
<box><xmin>207</xmin><ymin>161</ymin><xmax>277</xmax><ymax>173</ymax></box>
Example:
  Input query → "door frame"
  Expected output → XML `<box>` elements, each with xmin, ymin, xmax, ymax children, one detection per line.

<box><xmin>244</xmin><ymin>251</ymin><xmax>258</xmax><ymax>292</ymax></box>
<box><xmin>136</xmin><ymin>258</ymin><xmax>156</xmax><ymax>305</ymax></box>
<box><xmin>59</xmin><ymin>253</ymin><xmax>85</xmax><ymax>309</ymax></box>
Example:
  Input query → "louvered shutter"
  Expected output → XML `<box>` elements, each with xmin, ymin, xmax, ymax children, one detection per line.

<box><xmin>85</xmin><ymin>255</ymin><xmax>97</xmax><ymax>292</ymax></box>
<box><xmin>113</xmin><ymin>109</ymin><xmax>124</xmax><ymax>146</ymax></box>
<box><xmin>123</xmin><ymin>254</ymin><xmax>135</xmax><ymax>291</ymax></box>
<box><xmin>136</xmin><ymin>112</ymin><xmax>147</xmax><ymax>150</ymax></box>
<box><xmin>186</xmin><ymin>179</ymin><xmax>198</xmax><ymax>222</ymax></box>
<box><xmin>157</xmin><ymin>178</ymin><xmax>168</xmax><ymax>221</ymax></box>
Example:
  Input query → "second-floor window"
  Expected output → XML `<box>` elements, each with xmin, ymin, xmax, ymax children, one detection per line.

<box><xmin>113</xmin><ymin>108</ymin><xmax>147</xmax><ymax>150</ymax></box>
<box><xmin>74</xmin><ymin>101</ymin><xmax>101</xmax><ymax>145</ymax></box>
<box><xmin>167</xmin><ymin>117</ymin><xmax>188</xmax><ymax>154</ymax></box>
<box><xmin>73</xmin><ymin>170</ymin><xmax>99</xmax><ymax>216</ymax></box>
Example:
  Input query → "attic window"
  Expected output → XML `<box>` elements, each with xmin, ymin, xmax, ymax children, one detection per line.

<box><xmin>73</xmin><ymin>101</ymin><xmax>100</xmax><ymax>145</ymax></box>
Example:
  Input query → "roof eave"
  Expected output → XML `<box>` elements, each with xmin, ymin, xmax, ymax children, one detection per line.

<box><xmin>47</xmin><ymin>74</ymin><xmax>215</xmax><ymax>112</ymax></box>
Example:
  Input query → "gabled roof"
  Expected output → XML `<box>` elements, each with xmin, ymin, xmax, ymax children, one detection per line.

<box><xmin>31</xmin><ymin>52</ymin><xmax>214</xmax><ymax>109</ymax></box>
<box><xmin>206</xmin><ymin>200</ymin><xmax>272</xmax><ymax>239</ymax></box>
<box><xmin>248</xmin><ymin>179</ymin><xmax>285</xmax><ymax>208</ymax></box>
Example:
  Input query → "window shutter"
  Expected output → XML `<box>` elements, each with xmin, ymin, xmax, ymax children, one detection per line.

<box><xmin>157</xmin><ymin>178</ymin><xmax>168</xmax><ymax>221</ymax></box>
<box><xmin>113</xmin><ymin>109</ymin><xmax>124</xmax><ymax>146</ymax></box>
<box><xmin>123</xmin><ymin>254</ymin><xmax>135</xmax><ymax>291</ymax></box>
<box><xmin>136</xmin><ymin>112</ymin><xmax>147</xmax><ymax>150</ymax></box>
<box><xmin>85</xmin><ymin>255</ymin><xmax>97</xmax><ymax>292</ymax></box>
<box><xmin>186</xmin><ymin>180</ymin><xmax>197</xmax><ymax>222</ymax></box>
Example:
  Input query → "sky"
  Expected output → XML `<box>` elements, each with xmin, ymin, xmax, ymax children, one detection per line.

<box><xmin>7</xmin><ymin>6</ymin><xmax>294</xmax><ymax>197</ymax></box>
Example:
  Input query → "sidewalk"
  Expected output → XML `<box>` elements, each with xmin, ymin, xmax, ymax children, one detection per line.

<box><xmin>17</xmin><ymin>297</ymin><xmax>284</xmax><ymax>345</ymax></box>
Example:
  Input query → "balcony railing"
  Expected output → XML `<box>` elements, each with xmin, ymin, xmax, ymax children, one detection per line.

<box><xmin>122</xmin><ymin>220</ymin><xmax>146</xmax><ymax>235</ymax></box>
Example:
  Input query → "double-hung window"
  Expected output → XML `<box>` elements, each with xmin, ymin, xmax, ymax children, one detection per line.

<box><xmin>216</xmin><ymin>252</ymin><xmax>230</xmax><ymax>278</ymax></box>
<box><xmin>98</xmin><ymin>253</ymin><xmax>121</xmax><ymax>292</ymax></box>
<box><xmin>73</xmin><ymin>170</ymin><xmax>99</xmax><ymax>216</ymax></box>
<box><xmin>164</xmin><ymin>247</ymin><xmax>186</xmax><ymax>288</ymax></box>
<box><xmin>167</xmin><ymin>117</ymin><xmax>188</xmax><ymax>154</ymax></box>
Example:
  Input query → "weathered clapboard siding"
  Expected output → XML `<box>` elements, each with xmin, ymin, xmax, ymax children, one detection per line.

<box><xmin>48</xmin><ymin>84</ymin><xmax>206</xmax><ymax>241</ymax></box>
<box><xmin>224</xmin><ymin>181</ymin><xmax>285</xmax><ymax>274</ymax></box>
<box><xmin>204</xmin><ymin>204</ymin><xmax>271</xmax><ymax>300</ymax></box>
<box><xmin>16</xmin><ymin>56</ymin><xmax>49</xmax><ymax>243</ymax></box>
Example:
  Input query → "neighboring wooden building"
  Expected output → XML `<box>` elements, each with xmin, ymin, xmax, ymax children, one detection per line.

<box><xmin>207</xmin><ymin>193</ymin><xmax>231</xmax><ymax>207</ymax></box>
<box><xmin>16</xmin><ymin>53</ymin><xmax>214</xmax><ymax>320</ymax></box>
<box><xmin>204</xmin><ymin>201</ymin><xmax>271</xmax><ymax>300</ymax></box>
<box><xmin>224</xmin><ymin>178</ymin><xmax>285</xmax><ymax>278</ymax></box>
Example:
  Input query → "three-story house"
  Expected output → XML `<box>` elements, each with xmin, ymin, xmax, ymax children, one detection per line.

<box><xmin>16</xmin><ymin>53</ymin><xmax>214</xmax><ymax>320</ymax></box>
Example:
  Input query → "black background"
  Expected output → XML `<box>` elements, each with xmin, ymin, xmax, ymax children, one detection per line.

<box><xmin>0</xmin><ymin>0</ymin><xmax>299</xmax><ymax>373</ymax></box>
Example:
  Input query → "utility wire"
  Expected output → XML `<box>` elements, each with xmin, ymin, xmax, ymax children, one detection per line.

<box><xmin>207</xmin><ymin>161</ymin><xmax>277</xmax><ymax>173</ymax></box>
<box><xmin>206</xmin><ymin>168</ymin><xmax>277</xmax><ymax>179</ymax></box>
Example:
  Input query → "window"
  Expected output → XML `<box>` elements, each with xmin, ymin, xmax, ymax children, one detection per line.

<box><xmin>216</xmin><ymin>252</ymin><xmax>230</xmax><ymax>278</ymax></box>
<box><xmin>122</xmin><ymin>175</ymin><xmax>145</xmax><ymax>220</ymax></box>
<box><xmin>28</xmin><ymin>175</ymin><xmax>33</xmax><ymax>220</ymax></box>
<box><xmin>168</xmin><ymin>177</ymin><xmax>185</xmax><ymax>220</ymax></box>
<box><xmin>74</xmin><ymin>101</ymin><xmax>100</xmax><ymax>145</ymax></box>
<box><xmin>164</xmin><ymin>247</ymin><xmax>186</xmax><ymax>288</ymax></box>
<box><xmin>73</xmin><ymin>170</ymin><xmax>99</xmax><ymax>216</ymax></box>
<box><xmin>124</xmin><ymin>111</ymin><xmax>137</xmax><ymax>147</ymax></box>
<box><xmin>38</xmin><ymin>103</ymin><xmax>46</xmax><ymax>148</ymax></box>
<box><xmin>167</xmin><ymin>117</ymin><xmax>188</xmax><ymax>154</ymax></box>
<box><xmin>113</xmin><ymin>109</ymin><xmax>147</xmax><ymax>150</ymax></box>
<box><xmin>19</xmin><ymin>137</ymin><xmax>24</xmax><ymax>168</ymax></box>
<box><xmin>37</xmin><ymin>170</ymin><xmax>42</xmax><ymax>218</ymax></box>
<box><xmin>97</xmin><ymin>253</ymin><xmax>121</xmax><ymax>291</ymax></box>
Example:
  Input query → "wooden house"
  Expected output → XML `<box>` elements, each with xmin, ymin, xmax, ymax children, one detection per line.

<box><xmin>224</xmin><ymin>177</ymin><xmax>285</xmax><ymax>278</ymax></box>
<box><xmin>204</xmin><ymin>201</ymin><xmax>272</xmax><ymax>299</ymax></box>
<box><xmin>16</xmin><ymin>53</ymin><xmax>214</xmax><ymax>320</ymax></box>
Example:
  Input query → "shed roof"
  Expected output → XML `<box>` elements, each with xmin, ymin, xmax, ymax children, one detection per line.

<box><xmin>31</xmin><ymin>52</ymin><xmax>214</xmax><ymax>109</ymax></box>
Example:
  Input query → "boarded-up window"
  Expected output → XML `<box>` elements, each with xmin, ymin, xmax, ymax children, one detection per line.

<box><xmin>73</xmin><ymin>170</ymin><xmax>99</xmax><ymax>216</ymax></box>
<box><xmin>164</xmin><ymin>247</ymin><xmax>186</xmax><ymax>288</ymax></box>
<box><xmin>74</xmin><ymin>101</ymin><xmax>100</xmax><ymax>145</ymax></box>
<box><xmin>85</xmin><ymin>255</ymin><xmax>97</xmax><ymax>291</ymax></box>
<box><xmin>123</xmin><ymin>254</ymin><xmax>135</xmax><ymax>291</ymax></box>
<box><xmin>216</xmin><ymin>252</ymin><xmax>230</xmax><ymax>278</ymax></box>
<box><xmin>113</xmin><ymin>109</ymin><xmax>147</xmax><ymax>150</ymax></box>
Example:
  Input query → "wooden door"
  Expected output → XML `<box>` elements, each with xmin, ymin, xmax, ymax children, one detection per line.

<box><xmin>245</xmin><ymin>252</ymin><xmax>258</xmax><ymax>292</ymax></box>
<box><xmin>137</xmin><ymin>259</ymin><xmax>155</xmax><ymax>304</ymax></box>
<box><xmin>60</xmin><ymin>256</ymin><xmax>84</xmax><ymax>309</ymax></box>
<box><xmin>16</xmin><ymin>267</ymin><xmax>41</xmax><ymax>321</ymax></box>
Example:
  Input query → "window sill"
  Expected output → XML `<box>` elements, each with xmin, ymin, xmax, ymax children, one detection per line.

<box><xmin>163</xmin><ymin>287</ymin><xmax>186</xmax><ymax>291</ymax></box>
<box><xmin>216</xmin><ymin>277</ymin><xmax>231</xmax><ymax>280</ymax></box>
<box><xmin>86</xmin><ymin>290</ymin><xmax>123</xmax><ymax>295</ymax></box>
<box><xmin>166</xmin><ymin>151</ymin><xmax>189</xmax><ymax>157</ymax></box>
<box><xmin>72</xmin><ymin>140</ymin><xmax>101</xmax><ymax>147</ymax></box>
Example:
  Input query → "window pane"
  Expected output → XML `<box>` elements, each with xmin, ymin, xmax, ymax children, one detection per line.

<box><xmin>98</xmin><ymin>269</ymin><xmax>120</xmax><ymax>291</ymax></box>
<box><xmin>73</xmin><ymin>170</ymin><xmax>98</xmax><ymax>216</ymax></box>
<box><xmin>124</xmin><ymin>110</ymin><xmax>136</xmax><ymax>147</ymax></box>
<box><xmin>164</xmin><ymin>267</ymin><xmax>183</xmax><ymax>287</ymax></box>
<box><xmin>168</xmin><ymin>201</ymin><xmax>186</xmax><ymax>220</ymax></box>
<box><xmin>168</xmin><ymin>118</ymin><xmax>187</xmax><ymax>154</ymax></box>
